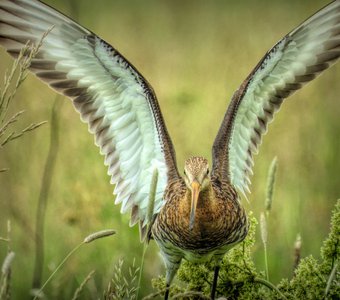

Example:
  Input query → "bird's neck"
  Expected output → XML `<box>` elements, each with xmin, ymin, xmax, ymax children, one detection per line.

<box><xmin>187</xmin><ymin>182</ymin><xmax>215</xmax><ymax>210</ymax></box>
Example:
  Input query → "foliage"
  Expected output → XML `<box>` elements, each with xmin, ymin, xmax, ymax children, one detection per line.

<box><xmin>278</xmin><ymin>200</ymin><xmax>339</xmax><ymax>300</ymax></box>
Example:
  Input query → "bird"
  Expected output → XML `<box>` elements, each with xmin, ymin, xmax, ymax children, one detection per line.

<box><xmin>0</xmin><ymin>0</ymin><xmax>339</xmax><ymax>299</ymax></box>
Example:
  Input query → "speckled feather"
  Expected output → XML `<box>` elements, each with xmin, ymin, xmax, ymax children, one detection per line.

<box><xmin>153</xmin><ymin>177</ymin><xmax>247</xmax><ymax>250</ymax></box>
<box><xmin>152</xmin><ymin>172</ymin><xmax>248</xmax><ymax>282</ymax></box>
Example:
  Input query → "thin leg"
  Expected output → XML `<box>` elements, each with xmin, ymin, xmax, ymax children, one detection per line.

<box><xmin>164</xmin><ymin>284</ymin><xmax>170</xmax><ymax>300</ymax></box>
<box><xmin>163</xmin><ymin>255</ymin><xmax>182</xmax><ymax>300</ymax></box>
<box><xmin>210</xmin><ymin>265</ymin><xmax>220</xmax><ymax>300</ymax></box>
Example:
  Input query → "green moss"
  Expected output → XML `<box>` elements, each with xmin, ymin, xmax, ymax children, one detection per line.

<box><xmin>278</xmin><ymin>200</ymin><xmax>340</xmax><ymax>300</ymax></box>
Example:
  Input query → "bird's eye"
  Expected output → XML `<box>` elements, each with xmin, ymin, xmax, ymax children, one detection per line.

<box><xmin>206</xmin><ymin>169</ymin><xmax>209</xmax><ymax>175</ymax></box>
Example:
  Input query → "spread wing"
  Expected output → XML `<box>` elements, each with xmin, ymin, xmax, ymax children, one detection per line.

<box><xmin>212</xmin><ymin>0</ymin><xmax>340</xmax><ymax>196</ymax></box>
<box><xmin>0</xmin><ymin>0</ymin><xmax>180</xmax><ymax>235</ymax></box>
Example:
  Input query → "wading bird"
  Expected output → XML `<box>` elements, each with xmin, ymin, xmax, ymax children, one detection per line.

<box><xmin>0</xmin><ymin>0</ymin><xmax>339</xmax><ymax>298</ymax></box>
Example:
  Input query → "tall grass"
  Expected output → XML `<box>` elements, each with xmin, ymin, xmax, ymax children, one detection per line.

<box><xmin>32</xmin><ymin>96</ymin><xmax>63</xmax><ymax>290</ymax></box>
<box><xmin>0</xmin><ymin>42</ymin><xmax>47</xmax><ymax>172</ymax></box>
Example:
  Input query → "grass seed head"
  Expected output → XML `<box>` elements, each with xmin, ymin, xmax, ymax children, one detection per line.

<box><xmin>260</xmin><ymin>212</ymin><xmax>268</xmax><ymax>245</ymax></box>
<box><xmin>83</xmin><ymin>229</ymin><xmax>116</xmax><ymax>244</ymax></box>
<box><xmin>265</xmin><ymin>157</ymin><xmax>278</xmax><ymax>213</ymax></box>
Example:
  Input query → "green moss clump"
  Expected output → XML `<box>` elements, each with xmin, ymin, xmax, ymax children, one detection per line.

<box><xmin>278</xmin><ymin>200</ymin><xmax>339</xmax><ymax>300</ymax></box>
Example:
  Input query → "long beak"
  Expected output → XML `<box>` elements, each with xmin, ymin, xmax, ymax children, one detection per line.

<box><xmin>189</xmin><ymin>180</ymin><xmax>201</xmax><ymax>230</ymax></box>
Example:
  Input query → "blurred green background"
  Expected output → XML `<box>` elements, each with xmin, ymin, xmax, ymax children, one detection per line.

<box><xmin>0</xmin><ymin>0</ymin><xmax>339</xmax><ymax>298</ymax></box>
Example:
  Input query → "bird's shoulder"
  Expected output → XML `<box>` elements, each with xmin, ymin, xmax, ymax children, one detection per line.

<box><xmin>163</xmin><ymin>177</ymin><xmax>187</xmax><ymax>203</ymax></box>
<box><xmin>211</xmin><ymin>176</ymin><xmax>238</xmax><ymax>202</ymax></box>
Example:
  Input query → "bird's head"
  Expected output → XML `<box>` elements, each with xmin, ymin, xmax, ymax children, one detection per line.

<box><xmin>183</xmin><ymin>156</ymin><xmax>210</xmax><ymax>230</ymax></box>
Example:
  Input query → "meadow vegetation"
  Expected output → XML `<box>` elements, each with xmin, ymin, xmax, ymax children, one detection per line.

<box><xmin>0</xmin><ymin>0</ymin><xmax>339</xmax><ymax>298</ymax></box>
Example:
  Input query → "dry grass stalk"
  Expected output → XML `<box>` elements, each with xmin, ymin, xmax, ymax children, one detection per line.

<box><xmin>1</xmin><ymin>120</ymin><xmax>47</xmax><ymax>147</ymax></box>
<box><xmin>1</xmin><ymin>43</ymin><xmax>36</xmax><ymax>123</ymax></box>
<box><xmin>0</xmin><ymin>29</ymin><xmax>52</xmax><ymax>170</ymax></box>
<box><xmin>71</xmin><ymin>270</ymin><xmax>95</xmax><ymax>300</ymax></box>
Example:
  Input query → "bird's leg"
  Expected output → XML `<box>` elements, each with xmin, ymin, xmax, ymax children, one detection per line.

<box><xmin>164</xmin><ymin>284</ymin><xmax>170</xmax><ymax>300</ymax></box>
<box><xmin>210</xmin><ymin>265</ymin><xmax>220</xmax><ymax>300</ymax></box>
<box><xmin>163</xmin><ymin>255</ymin><xmax>182</xmax><ymax>300</ymax></box>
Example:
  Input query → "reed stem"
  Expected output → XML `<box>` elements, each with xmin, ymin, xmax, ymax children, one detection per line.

<box><xmin>32</xmin><ymin>96</ymin><xmax>63</xmax><ymax>290</ymax></box>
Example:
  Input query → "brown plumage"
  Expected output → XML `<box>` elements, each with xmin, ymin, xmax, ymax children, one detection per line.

<box><xmin>152</xmin><ymin>157</ymin><xmax>248</xmax><ymax>298</ymax></box>
<box><xmin>0</xmin><ymin>1</ymin><xmax>340</xmax><ymax>299</ymax></box>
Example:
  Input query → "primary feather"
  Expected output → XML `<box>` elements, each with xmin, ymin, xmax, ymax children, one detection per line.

<box><xmin>0</xmin><ymin>0</ymin><xmax>180</xmax><ymax>236</ymax></box>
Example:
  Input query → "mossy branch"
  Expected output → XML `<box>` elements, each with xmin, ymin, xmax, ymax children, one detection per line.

<box><xmin>325</xmin><ymin>260</ymin><xmax>338</xmax><ymax>298</ymax></box>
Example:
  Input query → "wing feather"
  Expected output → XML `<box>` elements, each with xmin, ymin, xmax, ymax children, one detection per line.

<box><xmin>0</xmin><ymin>0</ymin><xmax>180</xmax><ymax>237</ymax></box>
<box><xmin>212</xmin><ymin>0</ymin><xmax>340</xmax><ymax>195</ymax></box>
